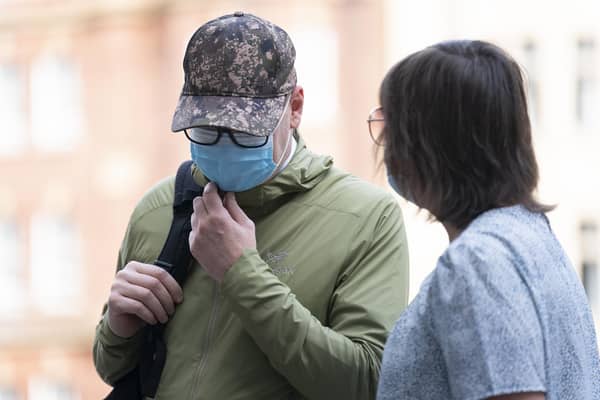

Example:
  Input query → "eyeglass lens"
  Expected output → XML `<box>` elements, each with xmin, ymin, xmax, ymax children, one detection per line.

<box><xmin>186</xmin><ymin>127</ymin><xmax>268</xmax><ymax>148</ymax></box>
<box><xmin>368</xmin><ymin>108</ymin><xmax>385</xmax><ymax>145</ymax></box>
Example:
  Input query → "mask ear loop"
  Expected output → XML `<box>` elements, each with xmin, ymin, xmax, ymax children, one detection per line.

<box><xmin>267</xmin><ymin>97</ymin><xmax>294</xmax><ymax>179</ymax></box>
<box><xmin>272</xmin><ymin>128</ymin><xmax>293</xmax><ymax>172</ymax></box>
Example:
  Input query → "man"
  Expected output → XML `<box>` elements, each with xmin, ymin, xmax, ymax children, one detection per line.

<box><xmin>93</xmin><ymin>12</ymin><xmax>409</xmax><ymax>400</ymax></box>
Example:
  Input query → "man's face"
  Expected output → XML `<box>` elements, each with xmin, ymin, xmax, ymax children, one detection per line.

<box><xmin>185</xmin><ymin>85</ymin><xmax>304</xmax><ymax>191</ymax></box>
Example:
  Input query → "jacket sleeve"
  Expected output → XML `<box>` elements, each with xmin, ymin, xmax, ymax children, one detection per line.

<box><xmin>93</xmin><ymin>179</ymin><xmax>174</xmax><ymax>385</ymax></box>
<box><xmin>92</xmin><ymin>222</ymin><xmax>145</xmax><ymax>385</ymax></box>
<box><xmin>220</xmin><ymin>199</ymin><xmax>409</xmax><ymax>400</ymax></box>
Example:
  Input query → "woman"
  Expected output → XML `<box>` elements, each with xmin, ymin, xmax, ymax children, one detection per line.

<box><xmin>371</xmin><ymin>40</ymin><xmax>600</xmax><ymax>400</ymax></box>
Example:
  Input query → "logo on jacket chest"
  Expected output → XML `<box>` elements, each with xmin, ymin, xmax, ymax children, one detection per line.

<box><xmin>262</xmin><ymin>250</ymin><xmax>296</xmax><ymax>278</ymax></box>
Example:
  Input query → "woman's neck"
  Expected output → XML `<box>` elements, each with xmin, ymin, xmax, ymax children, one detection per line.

<box><xmin>442</xmin><ymin>222</ymin><xmax>463</xmax><ymax>242</ymax></box>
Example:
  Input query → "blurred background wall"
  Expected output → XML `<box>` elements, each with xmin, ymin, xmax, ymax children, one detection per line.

<box><xmin>0</xmin><ymin>0</ymin><xmax>598</xmax><ymax>398</ymax></box>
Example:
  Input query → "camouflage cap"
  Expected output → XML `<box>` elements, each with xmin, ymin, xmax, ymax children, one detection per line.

<box><xmin>171</xmin><ymin>12</ymin><xmax>297</xmax><ymax>137</ymax></box>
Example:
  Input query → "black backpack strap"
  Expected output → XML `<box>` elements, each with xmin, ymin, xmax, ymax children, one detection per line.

<box><xmin>105</xmin><ymin>160</ymin><xmax>202</xmax><ymax>400</ymax></box>
<box><xmin>153</xmin><ymin>160</ymin><xmax>202</xmax><ymax>285</ymax></box>
<box><xmin>140</xmin><ymin>160</ymin><xmax>203</xmax><ymax>397</ymax></box>
<box><xmin>103</xmin><ymin>368</ymin><xmax>139</xmax><ymax>400</ymax></box>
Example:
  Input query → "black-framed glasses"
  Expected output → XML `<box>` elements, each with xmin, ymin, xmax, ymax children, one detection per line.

<box><xmin>184</xmin><ymin>126</ymin><xmax>269</xmax><ymax>148</ymax></box>
<box><xmin>367</xmin><ymin>106</ymin><xmax>385</xmax><ymax>146</ymax></box>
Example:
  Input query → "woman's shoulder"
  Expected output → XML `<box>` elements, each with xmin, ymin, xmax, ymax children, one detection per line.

<box><xmin>439</xmin><ymin>205</ymin><xmax>552</xmax><ymax>273</ymax></box>
<box><xmin>430</xmin><ymin>206</ymin><xmax>550</xmax><ymax>309</ymax></box>
<box><xmin>427</xmin><ymin>208</ymin><xmax>547</xmax><ymax>341</ymax></box>
<box><xmin>461</xmin><ymin>204</ymin><xmax>551</xmax><ymax>248</ymax></box>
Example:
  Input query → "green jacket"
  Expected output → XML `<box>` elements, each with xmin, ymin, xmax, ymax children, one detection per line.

<box><xmin>93</xmin><ymin>137</ymin><xmax>409</xmax><ymax>400</ymax></box>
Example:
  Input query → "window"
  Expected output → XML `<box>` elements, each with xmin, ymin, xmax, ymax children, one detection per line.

<box><xmin>30</xmin><ymin>214</ymin><xmax>82</xmax><ymax>315</ymax></box>
<box><xmin>28</xmin><ymin>378</ymin><xmax>77</xmax><ymax>400</ymax></box>
<box><xmin>0</xmin><ymin>220</ymin><xmax>24</xmax><ymax>316</ymax></box>
<box><xmin>0</xmin><ymin>64</ymin><xmax>26</xmax><ymax>156</ymax></box>
<box><xmin>30</xmin><ymin>54</ymin><xmax>83</xmax><ymax>152</ymax></box>
<box><xmin>576</xmin><ymin>39</ymin><xmax>597</xmax><ymax>128</ymax></box>
<box><xmin>522</xmin><ymin>40</ymin><xmax>540</xmax><ymax>122</ymax></box>
<box><xmin>580</xmin><ymin>221</ymin><xmax>599</xmax><ymax>310</ymax></box>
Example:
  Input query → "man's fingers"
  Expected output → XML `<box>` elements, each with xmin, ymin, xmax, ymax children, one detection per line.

<box><xmin>112</xmin><ymin>296</ymin><xmax>157</xmax><ymax>325</ymax></box>
<box><xmin>115</xmin><ymin>282</ymin><xmax>169</xmax><ymax>323</ymax></box>
<box><xmin>131</xmin><ymin>262</ymin><xmax>184</xmax><ymax>303</ymax></box>
<box><xmin>192</xmin><ymin>196</ymin><xmax>207</xmax><ymax>219</ymax></box>
<box><xmin>224</xmin><ymin>192</ymin><xmax>250</xmax><ymax>225</ymax></box>
<box><xmin>190</xmin><ymin>210</ymin><xmax>198</xmax><ymax>231</ymax></box>
<box><xmin>202</xmin><ymin>182</ymin><xmax>226</xmax><ymax>214</ymax></box>
<box><xmin>122</xmin><ymin>270</ymin><xmax>177</xmax><ymax>315</ymax></box>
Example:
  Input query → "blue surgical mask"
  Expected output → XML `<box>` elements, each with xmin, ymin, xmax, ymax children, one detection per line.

<box><xmin>387</xmin><ymin>173</ymin><xmax>415</xmax><ymax>203</ymax></box>
<box><xmin>191</xmin><ymin>134</ymin><xmax>277</xmax><ymax>192</ymax></box>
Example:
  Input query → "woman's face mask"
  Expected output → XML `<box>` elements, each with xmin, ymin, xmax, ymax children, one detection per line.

<box><xmin>387</xmin><ymin>173</ymin><xmax>415</xmax><ymax>204</ymax></box>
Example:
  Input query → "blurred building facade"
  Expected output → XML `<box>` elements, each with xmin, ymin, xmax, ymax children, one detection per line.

<box><xmin>0</xmin><ymin>0</ymin><xmax>598</xmax><ymax>398</ymax></box>
<box><xmin>383</xmin><ymin>0</ymin><xmax>600</xmax><ymax>332</ymax></box>
<box><xmin>0</xmin><ymin>0</ymin><xmax>385</xmax><ymax>398</ymax></box>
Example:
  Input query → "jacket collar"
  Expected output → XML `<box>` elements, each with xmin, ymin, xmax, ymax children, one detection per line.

<box><xmin>191</xmin><ymin>132</ymin><xmax>333</xmax><ymax>218</ymax></box>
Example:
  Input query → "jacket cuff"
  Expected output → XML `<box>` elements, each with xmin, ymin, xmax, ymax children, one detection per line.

<box><xmin>98</xmin><ymin>314</ymin><xmax>145</xmax><ymax>348</ymax></box>
<box><xmin>221</xmin><ymin>248</ymin><xmax>267</xmax><ymax>298</ymax></box>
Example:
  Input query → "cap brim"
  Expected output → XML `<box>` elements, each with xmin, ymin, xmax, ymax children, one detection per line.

<box><xmin>171</xmin><ymin>94</ymin><xmax>287</xmax><ymax>137</ymax></box>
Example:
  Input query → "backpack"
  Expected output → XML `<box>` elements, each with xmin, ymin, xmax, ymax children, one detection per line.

<box><xmin>104</xmin><ymin>160</ymin><xmax>203</xmax><ymax>399</ymax></box>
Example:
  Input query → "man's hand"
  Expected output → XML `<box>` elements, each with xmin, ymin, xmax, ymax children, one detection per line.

<box><xmin>107</xmin><ymin>261</ymin><xmax>184</xmax><ymax>338</ymax></box>
<box><xmin>189</xmin><ymin>182</ymin><xmax>256</xmax><ymax>282</ymax></box>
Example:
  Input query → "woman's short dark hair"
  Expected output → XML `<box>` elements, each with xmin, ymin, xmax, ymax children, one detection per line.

<box><xmin>379</xmin><ymin>40</ymin><xmax>553</xmax><ymax>229</ymax></box>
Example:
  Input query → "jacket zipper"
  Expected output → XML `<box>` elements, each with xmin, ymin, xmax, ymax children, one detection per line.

<box><xmin>187</xmin><ymin>281</ymin><xmax>221</xmax><ymax>400</ymax></box>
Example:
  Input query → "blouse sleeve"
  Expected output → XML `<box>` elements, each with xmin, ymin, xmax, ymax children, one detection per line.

<box><xmin>428</xmin><ymin>241</ymin><xmax>547</xmax><ymax>400</ymax></box>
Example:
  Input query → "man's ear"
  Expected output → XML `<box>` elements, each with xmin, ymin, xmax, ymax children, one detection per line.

<box><xmin>290</xmin><ymin>86</ymin><xmax>304</xmax><ymax>129</ymax></box>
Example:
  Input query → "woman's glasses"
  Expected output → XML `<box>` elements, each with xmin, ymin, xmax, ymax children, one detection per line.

<box><xmin>367</xmin><ymin>106</ymin><xmax>385</xmax><ymax>146</ymax></box>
